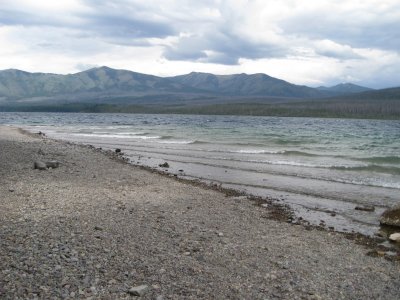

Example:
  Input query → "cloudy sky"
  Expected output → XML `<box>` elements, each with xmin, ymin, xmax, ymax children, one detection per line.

<box><xmin>0</xmin><ymin>0</ymin><xmax>399</xmax><ymax>88</ymax></box>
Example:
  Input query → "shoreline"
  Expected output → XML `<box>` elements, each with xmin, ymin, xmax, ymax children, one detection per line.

<box><xmin>57</xmin><ymin>132</ymin><xmax>400</xmax><ymax>254</ymax></box>
<box><xmin>28</xmin><ymin>126</ymin><xmax>394</xmax><ymax>238</ymax></box>
<box><xmin>18</xmin><ymin>126</ymin><xmax>386</xmax><ymax>242</ymax></box>
<box><xmin>1</xmin><ymin>125</ymin><xmax>399</xmax><ymax>299</ymax></box>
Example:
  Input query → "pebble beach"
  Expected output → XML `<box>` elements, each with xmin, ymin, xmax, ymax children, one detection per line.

<box><xmin>1</xmin><ymin>125</ymin><xmax>399</xmax><ymax>299</ymax></box>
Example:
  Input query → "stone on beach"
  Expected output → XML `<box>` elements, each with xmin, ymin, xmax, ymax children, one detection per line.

<box><xmin>34</xmin><ymin>160</ymin><xmax>60</xmax><ymax>170</ymax></box>
<box><xmin>45</xmin><ymin>160</ymin><xmax>60</xmax><ymax>169</ymax></box>
<box><xmin>159</xmin><ymin>162</ymin><xmax>169</xmax><ymax>168</ymax></box>
<box><xmin>380</xmin><ymin>204</ymin><xmax>400</xmax><ymax>227</ymax></box>
<box><xmin>389</xmin><ymin>233</ymin><xmax>400</xmax><ymax>242</ymax></box>
<box><xmin>355</xmin><ymin>205</ymin><xmax>375</xmax><ymax>212</ymax></box>
<box><xmin>128</xmin><ymin>285</ymin><xmax>149</xmax><ymax>296</ymax></box>
<box><xmin>34</xmin><ymin>160</ymin><xmax>47</xmax><ymax>170</ymax></box>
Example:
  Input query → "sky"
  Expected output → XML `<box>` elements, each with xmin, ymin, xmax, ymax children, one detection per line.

<box><xmin>0</xmin><ymin>0</ymin><xmax>399</xmax><ymax>89</ymax></box>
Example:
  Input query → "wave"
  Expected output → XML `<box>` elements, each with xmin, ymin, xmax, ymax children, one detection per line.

<box><xmin>332</xmin><ymin>164</ymin><xmax>400</xmax><ymax>175</ymax></box>
<box><xmin>281</xmin><ymin>150</ymin><xmax>320</xmax><ymax>157</ymax></box>
<box><xmin>70</xmin><ymin>133</ymin><xmax>161</xmax><ymax>140</ymax></box>
<box><xmin>232</xmin><ymin>149</ymin><xmax>282</xmax><ymax>154</ymax></box>
<box><xmin>156</xmin><ymin>140</ymin><xmax>196</xmax><ymax>144</ymax></box>
<box><xmin>259</xmin><ymin>160</ymin><xmax>400</xmax><ymax>174</ymax></box>
<box><xmin>258</xmin><ymin>160</ymin><xmax>367</xmax><ymax>169</ymax></box>
<box><xmin>356</xmin><ymin>156</ymin><xmax>400</xmax><ymax>165</ymax></box>
<box><xmin>274</xmin><ymin>139</ymin><xmax>306</xmax><ymax>145</ymax></box>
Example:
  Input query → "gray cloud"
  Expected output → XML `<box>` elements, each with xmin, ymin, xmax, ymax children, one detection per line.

<box><xmin>280</xmin><ymin>10</ymin><xmax>400</xmax><ymax>52</ymax></box>
<box><xmin>0</xmin><ymin>1</ymin><xmax>176</xmax><ymax>44</ymax></box>
<box><xmin>79</xmin><ymin>13</ymin><xmax>175</xmax><ymax>42</ymax></box>
<box><xmin>0</xmin><ymin>0</ymin><xmax>399</xmax><ymax>88</ymax></box>
<box><xmin>164</xmin><ymin>29</ymin><xmax>288</xmax><ymax>65</ymax></box>
<box><xmin>0</xmin><ymin>8</ymin><xmax>68</xmax><ymax>27</ymax></box>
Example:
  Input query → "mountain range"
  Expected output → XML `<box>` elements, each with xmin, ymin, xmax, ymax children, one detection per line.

<box><xmin>1</xmin><ymin>66</ymin><xmax>399</xmax><ymax>119</ymax></box>
<box><xmin>0</xmin><ymin>66</ymin><xmax>372</xmax><ymax>104</ymax></box>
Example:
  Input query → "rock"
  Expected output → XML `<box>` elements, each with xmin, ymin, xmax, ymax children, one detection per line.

<box><xmin>34</xmin><ymin>161</ymin><xmax>47</xmax><ymax>170</ymax></box>
<box><xmin>389</xmin><ymin>233</ymin><xmax>400</xmax><ymax>242</ymax></box>
<box><xmin>94</xmin><ymin>226</ymin><xmax>103</xmax><ymax>231</ymax></box>
<box><xmin>128</xmin><ymin>285</ymin><xmax>148</xmax><ymax>296</ymax></box>
<box><xmin>115</xmin><ymin>148</ymin><xmax>121</xmax><ymax>153</ymax></box>
<box><xmin>380</xmin><ymin>204</ymin><xmax>400</xmax><ymax>227</ymax></box>
<box><xmin>376</xmin><ymin>250</ymin><xmax>386</xmax><ymax>256</ymax></box>
<box><xmin>159</xmin><ymin>162</ymin><xmax>169</xmax><ymax>168</ymax></box>
<box><xmin>45</xmin><ymin>161</ymin><xmax>60</xmax><ymax>169</ymax></box>
<box><xmin>355</xmin><ymin>205</ymin><xmax>375</xmax><ymax>212</ymax></box>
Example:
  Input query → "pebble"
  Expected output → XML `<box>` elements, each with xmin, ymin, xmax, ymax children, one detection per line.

<box><xmin>355</xmin><ymin>205</ymin><xmax>375</xmax><ymax>212</ymax></box>
<box><xmin>128</xmin><ymin>285</ymin><xmax>149</xmax><ymax>296</ymax></box>
<box><xmin>45</xmin><ymin>160</ymin><xmax>60</xmax><ymax>169</ymax></box>
<box><xmin>34</xmin><ymin>160</ymin><xmax>47</xmax><ymax>170</ymax></box>
<box><xmin>389</xmin><ymin>233</ymin><xmax>400</xmax><ymax>242</ymax></box>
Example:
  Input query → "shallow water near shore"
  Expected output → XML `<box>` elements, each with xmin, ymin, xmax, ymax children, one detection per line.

<box><xmin>1</xmin><ymin>112</ymin><xmax>400</xmax><ymax>236</ymax></box>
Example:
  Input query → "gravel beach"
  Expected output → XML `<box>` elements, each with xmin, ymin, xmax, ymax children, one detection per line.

<box><xmin>1</xmin><ymin>125</ymin><xmax>399</xmax><ymax>299</ymax></box>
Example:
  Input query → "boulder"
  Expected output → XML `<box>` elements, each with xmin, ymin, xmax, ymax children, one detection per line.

<box><xmin>34</xmin><ymin>161</ymin><xmax>47</xmax><ymax>170</ymax></box>
<box><xmin>380</xmin><ymin>204</ymin><xmax>400</xmax><ymax>227</ymax></box>
<box><xmin>159</xmin><ymin>162</ymin><xmax>169</xmax><ymax>168</ymax></box>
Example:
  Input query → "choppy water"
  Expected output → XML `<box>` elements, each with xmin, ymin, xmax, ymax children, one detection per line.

<box><xmin>1</xmin><ymin>112</ymin><xmax>400</xmax><ymax>235</ymax></box>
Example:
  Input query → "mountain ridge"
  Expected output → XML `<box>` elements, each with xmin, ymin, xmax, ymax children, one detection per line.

<box><xmin>0</xmin><ymin>66</ymin><xmax>373</xmax><ymax>103</ymax></box>
<box><xmin>317</xmin><ymin>83</ymin><xmax>373</xmax><ymax>94</ymax></box>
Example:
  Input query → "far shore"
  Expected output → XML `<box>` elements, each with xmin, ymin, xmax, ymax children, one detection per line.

<box><xmin>1</xmin><ymin>125</ymin><xmax>399</xmax><ymax>299</ymax></box>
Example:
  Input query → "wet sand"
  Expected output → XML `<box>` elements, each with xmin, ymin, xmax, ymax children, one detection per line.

<box><xmin>0</xmin><ymin>125</ymin><xmax>399</xmax><ymax>299</ymax></box>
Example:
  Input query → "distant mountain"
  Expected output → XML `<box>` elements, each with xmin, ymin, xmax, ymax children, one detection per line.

<box><xmin>171</xmin><ymin>72</ymin><xmax>325</xmax><ymax>98</ymax></box>
<box><xmin>0</xmin><ymin>67</ymin><xmax>197</xmax><ymax>101</ymax></box>
<box><xmin>317</xmin><ymin>83</ymin><xmax>372</xmax><ymax>94</ymax></box>
<box><xmin>0</xmin><ymin>68</ymin><xmax>398</xmax><ymax>119</ymax></box>
<box><xmin>325</xmin><ymin>86</ymin><xmax>400</xmax><ymax>101</ymax></box>
<box><xmin>0</xmin><ymin>67</ymin><xmax>341</xmax><ymax>104</ymax></box>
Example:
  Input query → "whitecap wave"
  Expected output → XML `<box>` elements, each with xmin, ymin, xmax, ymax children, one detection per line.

<box><xmin>71</xmin><ymin>133</ymin><xmax>161</xmax><ymax>139</ymax></box>
<box><xmin>155</xmin><ymin>140</ymin><xmax>195</xmax><ymax>144</ymax></box>
<box><xmin>233</xmin><ymin>149</ymin><xmax>283</xmax><ymax>154</ymax></box>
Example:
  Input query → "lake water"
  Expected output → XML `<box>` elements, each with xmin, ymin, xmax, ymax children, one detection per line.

<box><xmin>1</xmin><ymin>112</ymin><xmax>399</xmax><ymax>236</ymax></box>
